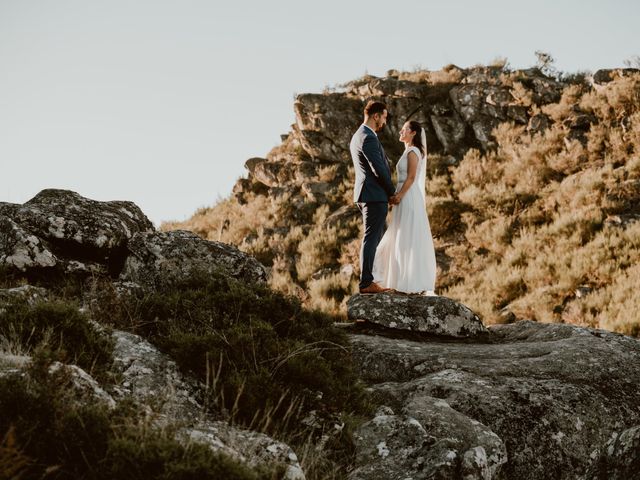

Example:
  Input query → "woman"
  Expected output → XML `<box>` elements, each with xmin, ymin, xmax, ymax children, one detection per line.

<box><xmin>372</xmin><ymin>120</ymin><xmax>437</xmax><ymax>294</ymax></box>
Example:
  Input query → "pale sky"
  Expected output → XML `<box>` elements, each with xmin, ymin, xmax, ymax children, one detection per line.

<box><xmin>1</xmin><ymin>0</ymin><xmax>638</xmax><ymax>225</ymax></box>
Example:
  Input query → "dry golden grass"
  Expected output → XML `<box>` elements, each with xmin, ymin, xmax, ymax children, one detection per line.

<box><xmin>166</xmin><ymin>72</ymin><xmax>640</xmax><ymax>335</ymax></box>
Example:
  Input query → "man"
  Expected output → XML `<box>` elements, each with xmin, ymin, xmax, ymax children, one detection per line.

<box><xmin>350</xmin><ymin>100</ymin><xmax>396</xmax><ymax>294</ymax></box>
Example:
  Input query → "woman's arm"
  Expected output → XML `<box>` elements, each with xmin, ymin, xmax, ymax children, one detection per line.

<box><xmin>391</xmin><ymin>150</ymin><xmax>419</xmax><ymax>203</ymax></box>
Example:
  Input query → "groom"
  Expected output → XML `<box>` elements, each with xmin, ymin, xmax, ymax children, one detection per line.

<box><xmin>350</xmin><ymin>100</ymin><xmax>396</xmax><ymax>294</ymax></box>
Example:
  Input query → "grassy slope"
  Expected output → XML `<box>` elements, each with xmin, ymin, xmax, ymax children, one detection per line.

<box><xmin>164</xmin><ymin>70</ymin><xmax>640</xmax><ymax>335</ymax></box>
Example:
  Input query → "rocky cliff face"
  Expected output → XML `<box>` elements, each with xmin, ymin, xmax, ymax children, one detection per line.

<box><xmin>167</xmin><ymin>65</ymin><xmax>640</xmax><ymax>335</ymax></box>
<box><xmin>228</xmin><ymin>64</ymin><xmax>585</xmax><ymax>208</ymax></box>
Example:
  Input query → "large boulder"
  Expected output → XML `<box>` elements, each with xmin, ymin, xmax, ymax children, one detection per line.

<box><xmin>243</xmin><ymin>157</ymin><xmax>266</xmax><ymax>176</ymax></box>
<box><xmin>348</xmin><ymin>320</ymin><xmax>640</xmax><ymax>479</ymax></box>
<box><xmin>110</xmin><ymin>330</ymin><xmax>203</xmax><ymax>422</ymax></box>
<box><xmin>252</xmin><ymin>159</ymin><xmax>295</xmax><ymax>188</ymax></box>
<box><xmin>292</xmin><ymin>126</ymin><xmax>350</xmax><ymax>163</ymax></box>
<box><xmin>347</xmin><ymin>294</ymin><xmax>488</xmax><ymax>338</ymax></box>
<box><xmin>120</xmin><ymin>230</ymin><xmax>267</xmax><ymax>288</ymax></box>
<box><xmin>350</xmin><ymin>403</ymin><xmax>506</xmax><ymax>480</ymax></box>
<box><xmin>294</xmin><ymin>92</ymin><xmax>362</xmax><ymax>134</ymax></box>
<box><xmin>0</xmin><ymin>190</ymin><xmax>154</xmax><ymax>274</ymax></box>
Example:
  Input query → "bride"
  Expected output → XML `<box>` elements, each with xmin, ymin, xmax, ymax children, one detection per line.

<box><xmin>372</xmin><ymin>120</ymin><xmax>437</xmax><ymax>294</ymax></box>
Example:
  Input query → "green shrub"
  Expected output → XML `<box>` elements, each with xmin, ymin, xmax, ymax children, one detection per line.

<box><xmin>91</xmin><ymin>270</ymin><xmax>370</xmax><ymax>440</ymax></box>
<box><xmin>0</xmin><ymin>298</ymin><xmax>114</xmax><ymax>380</ymax></box>
<box><xmin>0</xmin><ymin>357</ymin><xmax>280</xmax><ymax>480</ymax></box>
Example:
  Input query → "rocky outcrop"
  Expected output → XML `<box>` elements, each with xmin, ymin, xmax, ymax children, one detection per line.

<box><xmin>4</xmin><ymin>189</ymin><xmax>153</xmax><ymax>259</ymax></box>
<box><xmin>216</xmin><ymin>65</ymin><xmax>605</xmax><ymax>292</ymax></box>
<box><xmin>0</xmin><ymin>190</ymin><xmax>267</xmax><ymax>290</ymax></box>
<box><xmin>120</xmin><ymin>229</ymin><xmax>267</xmax><ymax>288</ymax></box>
<box><xmin>348</xmin><ymin>320</ymin><xmax>640</xmax><ymax>479</ymax></box>
<box><xmin>347</xmin><ymin>293</ymin><xmax>488</xmax><ymax>338</ymax></box>
<box><xmin>0</xmin><ymin>189</ymin><xmax>154</xmax><ymax>276</ymax></box>
<box><xmin>230</xmin><ymin>65</ymin><xmax>572</xmax><ymax>227</ymax></box>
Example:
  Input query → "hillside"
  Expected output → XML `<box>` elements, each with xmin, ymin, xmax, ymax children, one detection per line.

<box><xmin>163</xmin><ymin>64</ymin><xmax>640</xmax><ymax>335</ymax></box>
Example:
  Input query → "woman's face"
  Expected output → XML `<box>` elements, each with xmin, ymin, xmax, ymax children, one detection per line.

<box><xmin>399</xmin><ymin>123</ymin><xmax>415</xmax><ymax>143</ymax></box>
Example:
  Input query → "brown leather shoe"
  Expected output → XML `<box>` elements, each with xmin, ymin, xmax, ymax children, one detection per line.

<box><xmin>359</xmin><ymin>282</ymin><xmax>391</xmax><ymax>294</ymax></box>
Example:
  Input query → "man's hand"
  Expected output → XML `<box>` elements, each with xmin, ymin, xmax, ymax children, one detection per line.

<box><xmin>389</xmin><ymin>194</ymin><xmax>401</xmax><ymax>205</ymax></box>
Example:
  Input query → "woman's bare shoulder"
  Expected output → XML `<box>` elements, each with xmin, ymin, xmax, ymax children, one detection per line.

<box><xmin>406</xmin><ymin>148</ymin><xmax>420</xmax><ymax>162</ymax></box>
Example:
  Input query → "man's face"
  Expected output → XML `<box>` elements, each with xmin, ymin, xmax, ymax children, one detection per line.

<box><xmin>374</xmin><ymin>110</ymin><xmax>388</xmax><ymax>131</ymax></box>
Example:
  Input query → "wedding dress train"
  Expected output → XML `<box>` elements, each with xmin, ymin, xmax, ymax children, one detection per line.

<box><xmin>372</xmin><ymin>146</ymin><xmax>436</xmax><ymax>293</ymax></box>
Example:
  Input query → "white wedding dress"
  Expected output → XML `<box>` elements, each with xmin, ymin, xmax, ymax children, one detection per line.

<box><xmin>372</xmin><ymin>146</ymin><xmax>437</xmax><ymax>294</ymax></box>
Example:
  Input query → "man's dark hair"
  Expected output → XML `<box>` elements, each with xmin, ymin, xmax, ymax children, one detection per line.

<box><xmin>364</xmin><ymin>100</ymin><xmax>387</xmax><ymax>117</ymax></box>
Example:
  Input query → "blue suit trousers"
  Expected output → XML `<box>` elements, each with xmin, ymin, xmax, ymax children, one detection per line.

<box><xmin>358</xmin><ymin>201</ymin><xmax>388</xmax><ymax>289</ymax></box>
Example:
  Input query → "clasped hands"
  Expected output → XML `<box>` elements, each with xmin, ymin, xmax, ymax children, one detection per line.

<box><xmin>389</xmin><ymin>194</ymin><xmax>402</xmax><ymax>205</ymax></box>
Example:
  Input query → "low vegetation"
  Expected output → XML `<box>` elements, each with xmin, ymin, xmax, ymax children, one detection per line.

<box><xmin>0</xmin><ymin>354</ymin><xmax>282</xmax><ymax>480</ymax></box>
<box><xmin>1</xmin><ymin>266</ymin><xmax>369</xmax><ymax>479</ymax></box>
<box><xmin>0</xmin><ymin>296</ymin><xmax>114</xmax><ymax>381</ymax></box>
<box><xmin>89</xmin><ymin>270</ymin><xmax>368</xmax><ymax>433</ymax></box>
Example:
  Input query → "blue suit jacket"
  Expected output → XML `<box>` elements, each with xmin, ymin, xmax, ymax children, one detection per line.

<box><xmin>350</xmin><ymin>124</ymin><xmax>395</xmax><ymax>202</ymax></box>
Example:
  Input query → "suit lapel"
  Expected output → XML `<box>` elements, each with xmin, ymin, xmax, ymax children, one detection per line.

<box><xmin>378</xmin><ymin>139</ymin><xmax>391</xmax><ymax>174</ymax></box>
<box><xmin>364</xmin><ymin>125</ymin><xmax>392</xmax><ymax>175</ymax></box>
